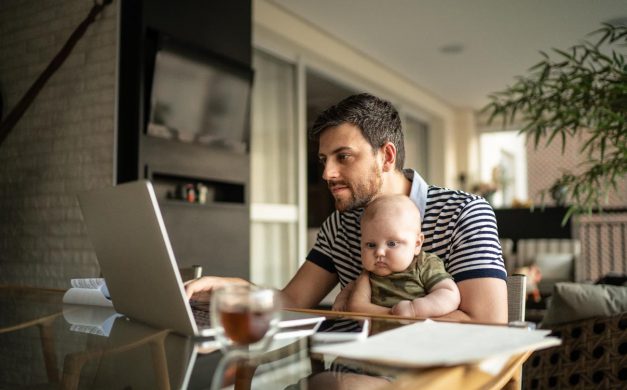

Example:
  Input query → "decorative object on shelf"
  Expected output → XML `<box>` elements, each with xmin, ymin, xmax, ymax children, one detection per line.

<box><xmin>167</xmin><ymin>182</ymin><xmax>214</xmax><ymax>205</ymax></box>
<box><xmin>483</xmin><ymin>23</ymin><xmax>627</xmax><ymax>223</ymax></box>
<box><xmin>184</xmin><ymin>184</ymin><xmax>196</xmax><ymax>203</ymax></box>
<box><xmin>197</xmin><ymin>183</ymin><xmax>209</xmax><ymax>204</ymax></box>
<box><xmin>549</xmin><ymin>179</ymin><xmax>568</xmax><ymax>207</ymax></box>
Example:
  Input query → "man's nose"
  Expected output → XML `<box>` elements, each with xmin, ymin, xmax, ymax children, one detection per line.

<box><xmin>322</xmin><ymin>160</ymin><xmax>339</xmax><ymax>181</ymax></box>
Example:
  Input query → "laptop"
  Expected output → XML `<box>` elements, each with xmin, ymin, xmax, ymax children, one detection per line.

<box><xmin>78</xmin><ymin>180</ymin><xmax>217</xmax><ymax>337</ymax></box>
<box><xmin>78</xmin><ymin>180</ymin><xmax>324</xmax><ymax>337</ymax></box>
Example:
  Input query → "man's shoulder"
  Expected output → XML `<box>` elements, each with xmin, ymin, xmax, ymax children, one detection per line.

<box><xmin>426</xmin><ymin>185</ymin><xmax>479</xmax><ymax>202</ymax></box>
<box><xmin>425</xmin><ymin>186</ymin><xmax>483</xmax><ymax>211</ymax></box>
<box><xmin>319</xmin><ymin>208</ymin><xmax>363</xmax><ymax>231</ymax></box>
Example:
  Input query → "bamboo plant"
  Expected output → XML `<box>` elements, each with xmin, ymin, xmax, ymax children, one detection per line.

<box><xmin>483</xmin><ymin>24</ymin><xmax>627</xmax><ymax>222</ymax></box>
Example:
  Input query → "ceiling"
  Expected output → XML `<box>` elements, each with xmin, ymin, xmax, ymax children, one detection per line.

<box><xmin>271</xmin><ymin>0</ymin><xmax>627</xmax><ymax>110</ymax></box>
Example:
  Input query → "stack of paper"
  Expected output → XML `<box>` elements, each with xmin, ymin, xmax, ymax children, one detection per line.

<box><xmin>62</xmin><ymin>278</ymin><xmax>113</xmax><ymax>308</ymax></box>
<box><xmin>312</xmin><ymin>320</ymin><xmax>560</xmax><ymax>367</ymax></box>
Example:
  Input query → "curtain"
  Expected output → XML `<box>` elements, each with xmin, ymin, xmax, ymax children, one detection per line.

<box><xmin>249</xmin><ymin>50</ymin><xmax>299</xmax><ymax>288</ymax></box>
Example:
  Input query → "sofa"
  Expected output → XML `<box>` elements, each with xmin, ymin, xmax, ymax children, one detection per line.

<box><xmin>522</xmin><ymin>282</ymin><xmax>627</xmax><ymax>389</ymax></box>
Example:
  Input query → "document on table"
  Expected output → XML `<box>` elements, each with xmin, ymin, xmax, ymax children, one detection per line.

<box><xmin>312</xmin><ymin>320</ymin><xmax>561</xmax><ymax>367</ymax></box>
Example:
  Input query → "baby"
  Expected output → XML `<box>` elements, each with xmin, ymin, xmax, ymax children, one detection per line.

<box><xmin>349</xmin><ymin>194</ymin><xmax>460</xmax><ymax>318</ymax></box>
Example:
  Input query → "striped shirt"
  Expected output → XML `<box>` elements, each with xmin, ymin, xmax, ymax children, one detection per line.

<box><xmin>307</xmin><ymin>170</ymin><xmax>507</xmax><ymax>288</ymax></box>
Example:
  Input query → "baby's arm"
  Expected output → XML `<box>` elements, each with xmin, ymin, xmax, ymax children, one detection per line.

<box><xmin>347</xmin><ymin>272</ymin><xmax>391</xmax><ymax>315</ymax></box>
<box><xmin>391</xmin><ymin>278</ymin><xmax>460</xmax><ymax>318</ymax></box>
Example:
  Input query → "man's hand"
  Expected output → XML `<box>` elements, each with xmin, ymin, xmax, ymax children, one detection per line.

<box><xmin>184</xmin><ymin>276</ymin><xmax>248</xmax><ymax>301</ymax></box>
<box><xmin>332</xmin><ymin>280</ymin><xmax>355</xmax><ymax>311</ymax></box>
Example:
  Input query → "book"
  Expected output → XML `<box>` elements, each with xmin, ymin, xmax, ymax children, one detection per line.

<box><xmin>63</xmin><ymin>305</ymin><xmax>122</xmax><ymax>337</ymax></box>
<box><xmin>62</xmin><ymin>278</ymin><xmax>113</xmax><ymax>308</ymax></box>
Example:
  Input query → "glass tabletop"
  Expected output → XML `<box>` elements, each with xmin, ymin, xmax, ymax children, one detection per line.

<box><xmin>0</xmin><ymin>287</ymin><xmax>528</xmax><ymax>389</ymax></box>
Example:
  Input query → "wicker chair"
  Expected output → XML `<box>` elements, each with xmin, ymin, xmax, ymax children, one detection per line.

<box><xmin>522</xmin><ymin>311</ymin><xmax>627</xmax><ymax>389</ymax></box>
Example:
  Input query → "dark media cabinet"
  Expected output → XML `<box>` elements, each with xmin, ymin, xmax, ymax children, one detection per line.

<box><xmin>116</xmin><ymin>0</ymin><xmax>253</xmax><ymax>279</ymax></box>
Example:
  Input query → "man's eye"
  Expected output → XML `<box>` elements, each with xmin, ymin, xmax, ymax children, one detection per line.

<box><xmin>338</xmin><ymin>154</ymin><xmax>350</xmax><ymax>161</ymax></box>
<box><xmin>318</xmin><ymin>158</ymin><xmax>326</xmax><ymax>165</ymax></box>
<box><xmin>387</xmin><ymin>241</ymin><xmax>399</xmax><ymax>248</ymax></box>
<box><xmin>365</xmin><ymin>242</ymin><xmax>376</xmax><ymax>249</ymax></box>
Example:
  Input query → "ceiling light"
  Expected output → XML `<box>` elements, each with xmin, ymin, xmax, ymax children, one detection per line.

<box><xmin>439</xmin><ymin>43</ymin><xmax>465</xmax><ymax>55</ymax></box>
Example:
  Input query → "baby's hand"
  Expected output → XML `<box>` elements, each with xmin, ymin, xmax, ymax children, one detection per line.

<box><xmin>391</xmin><ymin>300</ymin><xmax>415</xmax><ymax>317</ymax></box>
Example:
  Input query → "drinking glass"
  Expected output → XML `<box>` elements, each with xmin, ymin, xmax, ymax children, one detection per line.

<box><xmin>210</xmin><ymin>284</ymin><xmax>281</xmax><ymax>353</ymax></box>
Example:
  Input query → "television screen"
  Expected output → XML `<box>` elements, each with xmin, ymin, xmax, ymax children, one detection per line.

<box><xmin>147</xmin><ymin>47</ymin><xmax>251</xmax><ymax>153</ymax></box>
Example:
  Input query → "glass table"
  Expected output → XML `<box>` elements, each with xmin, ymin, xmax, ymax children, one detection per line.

<box><xmin>0</xmin><ymin>287</ymin><xmax>530</xmax><ymax>389</ymax></box>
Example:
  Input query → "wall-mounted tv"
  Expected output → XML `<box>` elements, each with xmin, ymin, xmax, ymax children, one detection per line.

<box><xmin>146</xmin><ymin>37</ymin><xmax>252</xmax><ymax>154</ymax></box>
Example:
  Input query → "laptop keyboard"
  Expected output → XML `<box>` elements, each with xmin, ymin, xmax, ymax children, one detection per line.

<box><xmin>190</xmin><ymin>301</ymin><xmax>212</xmax><ymax>327</ymax></box>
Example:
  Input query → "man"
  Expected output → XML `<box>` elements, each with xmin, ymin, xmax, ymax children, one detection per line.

<box><xmin>186</xmin><ymin>93</ymin><xmax>507</xmax><ymax>323</ymax></box>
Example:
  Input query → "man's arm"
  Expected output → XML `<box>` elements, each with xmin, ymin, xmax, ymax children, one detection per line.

<box><xmin>185</xmin><ymin>261</ymin><xmax>337</xmax><ymax>310</ymax></box>
<box><xmin>391</xmin><ymin>278</ymin><xmax>460</xmax><ymax>318</ymax></box>
<box><xmin>346</xmin><ymin>273</ymin><xmax>391</xmax><ymax>315</ymax></box>
<box><xmin>434</xmin><ymin>197</ymin><xmax>508</xmax><ymax>324</ymax></box>
<box><xmin>281</xmin><ymin>261</ymin><xmax>339</xmax><ymax>309</ymax></box>
<box><xmin>433</xmin><ymin>278</ymin><xmax>507</xmax><ymax>323</ymax></box>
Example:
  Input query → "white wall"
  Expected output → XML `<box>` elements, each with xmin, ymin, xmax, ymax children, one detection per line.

<box><xmin>253</xmin><ymin>0</ymin><xmax>464</xmax><ymax>188</ymax></box>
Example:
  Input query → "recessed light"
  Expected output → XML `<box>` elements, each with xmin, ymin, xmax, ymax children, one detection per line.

<box><xmin>439</xmin><ymin>43</ymin><xmax>465</xmax><ymax>54</ymax></box>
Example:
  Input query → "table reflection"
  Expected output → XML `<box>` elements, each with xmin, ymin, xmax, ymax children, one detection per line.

<box><xmin>1</xmin><ymin>287</ymin><xmax>530</xmax><ymax>390</ymax></box>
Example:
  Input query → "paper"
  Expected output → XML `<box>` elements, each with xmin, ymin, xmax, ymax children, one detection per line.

<box><xmin>63</xmin><ymin>306</ymin><xmax>122</xmax><ymax>337</ymax></box>
<box><xmin>312</xmin><ymin>320</ymin><xmax>561</xmax><ymax>367</ymax></box>
<box><xmin>70</xmin><ymin>278</ymin><xmax>106</xmax><ymax>289</ymax></box>
<box><xmin>63</xmin><ymin>287</ymin><xmax>113</xmax><ymax>307</ymax></box>
<box><xmin>63</xmin><ymin>278</ymin><xmax>113</xmax><ymax>307</ymax></box>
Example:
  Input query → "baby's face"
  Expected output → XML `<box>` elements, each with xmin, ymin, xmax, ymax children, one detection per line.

<box><xmin>361</xmin><ymin>213</ymin><xmax>422</xmax><ymax>277</ymax></box>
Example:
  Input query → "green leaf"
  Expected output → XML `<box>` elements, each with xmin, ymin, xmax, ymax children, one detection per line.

<box><xmin>484</xmin><ymin>23</ymin><xmax>627</xmax><ymax>223</ymax></box>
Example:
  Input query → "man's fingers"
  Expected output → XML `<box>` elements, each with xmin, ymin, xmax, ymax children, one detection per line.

<box><xmin>184</xmin><ymin>276</ymin><xmax>250</xmax><ymax>299</ymax></box>
<box><xmin>184</xmin><ymin>277</ymin><xmax>213</xmax><ymax>299</ymax></box>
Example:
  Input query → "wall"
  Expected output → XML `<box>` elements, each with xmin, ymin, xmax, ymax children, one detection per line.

<box><xmin>253</xmin><ymin>0</ymin><xmax>460</xmax><ymax>188</ymax></box>
<box><xmin>454</xmin><ymin>108</ymin><xmax>480</xmax><ymax>190</ymax></box>
<box><xmin>0</xmin><ymin>0</ymin><xmax>118</xmax><ymax>288</ymax></box>
<box><xmin>118</xmin><ymin>0</ymin><xmax>252</xmax><ymax>279</ymax></box>
<box><xmin>527</xmin><ymin>132</ymin><xmax>626</xmax><ymax>207</ymax></box>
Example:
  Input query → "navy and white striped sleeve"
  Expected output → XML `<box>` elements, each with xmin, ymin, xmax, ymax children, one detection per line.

<box><xmin>446</xmin><ymin>198</ymin><xmax>507</xmax><ymax>281</ymax></box>
<box><xmin>306</xmin><ymin>212</ymin><xmax>338</xmax><ymax>274</ymax></box>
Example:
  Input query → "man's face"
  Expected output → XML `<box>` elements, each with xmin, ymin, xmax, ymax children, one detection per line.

<box><xmin>318</xmin><ymin>124</ymin><xmax>383</xmax><ymax>212</ymax></box>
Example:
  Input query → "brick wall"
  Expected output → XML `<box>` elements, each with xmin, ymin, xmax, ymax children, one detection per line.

<box><xmin>0</xmin><ymin>0</ymin><xmax>118</xmax><ymax>289</ymax></box>
<box><xmin>527</xmin><ymin>132</ymin><xmax>626</xmax><ymax>207</ymax></box>
<box><xmin>527</xmin><ymin>131</ymin><xmax>627</xmax><ymax>281</ymax></box>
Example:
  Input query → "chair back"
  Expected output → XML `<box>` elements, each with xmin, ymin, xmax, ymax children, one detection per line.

<box><xmin>507</xmin><ymin>274</ymin><xmax>527</xmax><ymax>323</ymax></box>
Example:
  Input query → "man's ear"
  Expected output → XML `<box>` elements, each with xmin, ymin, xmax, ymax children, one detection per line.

<box><xmin>379</xmin><ymin>142</ymin><xmax>397</xmax><ymax>172</ymax></box>
<box><xmin>414</xmin><ymin>232</ymin><xmax>425</xmax><ymax>255</ymax></box>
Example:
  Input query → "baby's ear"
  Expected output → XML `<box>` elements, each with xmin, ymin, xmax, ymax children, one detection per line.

<box><xmin>414</xmin><ymin>232</ymin><xmax>425</xmax><ymax>255</ymax></box>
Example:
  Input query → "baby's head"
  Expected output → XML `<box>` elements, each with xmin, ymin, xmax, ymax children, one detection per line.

<box><xmin>360</xmin><ymin>195</ymin><xmax>424</xmax><ymax>277</ymax></box>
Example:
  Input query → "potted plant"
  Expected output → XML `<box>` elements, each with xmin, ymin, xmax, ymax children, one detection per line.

<box><xmin>483</xmin><ymin>24</ymin><xmax>626</xmax><ymax>222</ymax></box>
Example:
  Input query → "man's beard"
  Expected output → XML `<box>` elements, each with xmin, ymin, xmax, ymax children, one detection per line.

<box><xmin>332</xmin><ymin>164</ymin><xmax>382</xmax><ymax>212</ymax></box>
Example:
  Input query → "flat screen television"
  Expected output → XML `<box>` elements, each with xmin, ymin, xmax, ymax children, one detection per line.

<box><xmin>146</xmin><ymin>38</ymin><xmax>252</xmax><ymax>154</ymax></box>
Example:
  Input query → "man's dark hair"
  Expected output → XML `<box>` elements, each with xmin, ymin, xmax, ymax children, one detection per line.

<box><xmin>310</xmin><ymin>93</ymin><xmax>405</xmax><ymax>170</ymax></box>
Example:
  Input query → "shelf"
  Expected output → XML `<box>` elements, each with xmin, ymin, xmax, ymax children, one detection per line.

<box><xmin>161</xmin><ymin>199</ymin><xmax>246</xmax><ymax>211</ymax></box>
<box><xmin>150</xmin><ymin>171</ymin><xmax>246</xmax><ymax>205</ymax></box>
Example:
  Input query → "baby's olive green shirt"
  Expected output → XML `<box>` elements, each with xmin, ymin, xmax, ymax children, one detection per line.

<box><xmin>369</xmin><ymin>251</ymin><xmax>452</xmax><ymax>307</ymax></box>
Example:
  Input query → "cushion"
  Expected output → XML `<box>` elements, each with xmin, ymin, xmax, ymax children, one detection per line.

<box><xmin>542</xmin><ymin>282</ymin><xmax>627</xmax><ymax>326</ymax></box>
<box><xmin>534</xmin><ymin>252</ymin><xmax>573</xmax><ymax>280</ymax></box>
